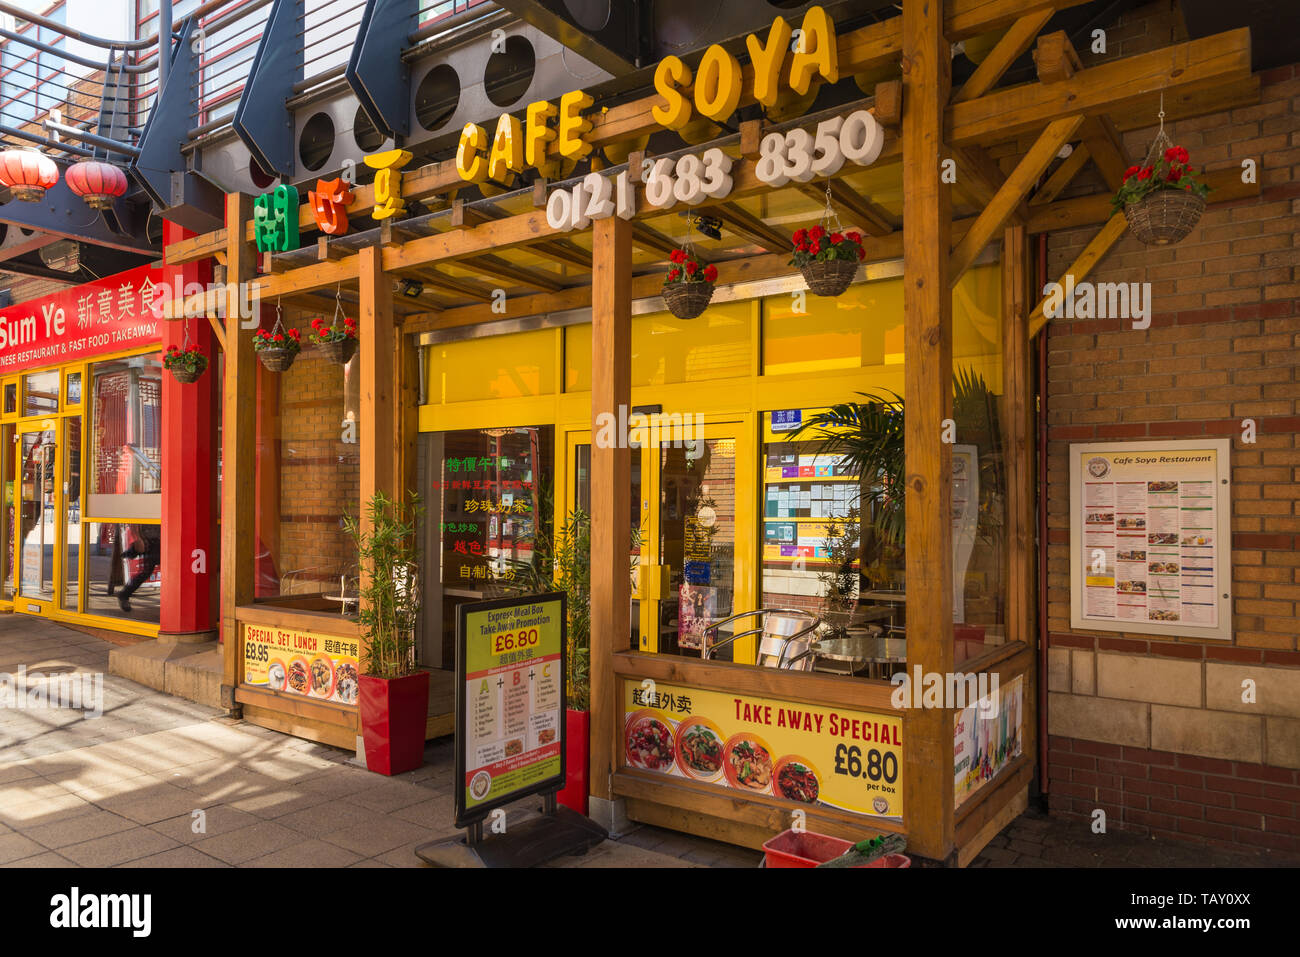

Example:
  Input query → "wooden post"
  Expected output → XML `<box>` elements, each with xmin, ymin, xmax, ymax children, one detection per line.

<box><xmin>359</xmin><ymin>245</ymin><xmax>396</xmax><ymax>518</ymax></box>
<box><xmin>1002</xmin><ymin>225</ymin><xmax>1032</xmax><ymax>647</ymax></box>
<box><xmin>220</xmin><ymin>193</ymin><xmax>256</xmax><ymax>706</ymax></box>
<box><xmin>902</xmin><ymin>0</ymin><xmax>955</xmax><ymax>863</ymax></box>
<box><xmin>588</xmin><ymin>214</ymin><xmax>632</xmax><ymax>808</ymax></box>
<box><xmin>1002</xmin><ymin>224</ymin><xmax>1037</xmax><ymax>764</ymax></box>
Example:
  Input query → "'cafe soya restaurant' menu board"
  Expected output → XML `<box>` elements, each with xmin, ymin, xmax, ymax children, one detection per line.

<box><xmin>1069</xmin><ymin>439</ymin><xmax>1232</xmax><ymax>640</ymax></box>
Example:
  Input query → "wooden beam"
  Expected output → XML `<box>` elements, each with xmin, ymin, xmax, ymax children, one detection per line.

<box><xmin>1029</xmin><ymin>142</ymin><xmax>1090</xmax><ymax>205</ymax></box>
<box><xmin>901</xmin><ymin>0</ymin><xmax>954</xmax><ymax>865</ymax></box>
<box><xmin>1079</xmin><ymin>115</ymin><xmax>1129</xmax><ymax>192</ymax></box>
<box><xmin>950</xmin><ymin>114</ymin><xmax>1083</xmax><ymax>285</ymax></box>
<box><xmin>1027</xmin><ymin>211</ymin><xmax>1129</xmax><ymax>337</ymax></box>
<box><xmin>220</xmin><ymin>193</ymin><xmax>256</xmax><ymax>701</ymax></box>
<box><xmin>456</xmin><ymin>253</ymin><xmax>564</xmax><ymax>292</ymax></box>
<box><xmin>1026</xmin><ymin>165</ymin><xmax>1255</xmax><ymax>233</ymax></box>
<box><xmin>630</xmin><ymin>223</ymin><xmax>678</xmax><ymax>257</ymax></box>
<box><xmin>950</xmin><ymin>144</ymin><xmax>1025</xmax><ymax>224</ymax></box>
<box><xmin>873</xmin><ymin>79</ymin><xmax>903</xmax><ymax>127</ymax></box>
<box><xmin>711</xmin><ymin>203</ymin><xmax>789</xmax><ymax>253</ymax></box>
<box><xmin>358</xmin><ymin>243</ymin><xmax>396</xmax><ymax>528</ymax></box>
<box><xmin>797</xmin><ymin>180</ymin><xmax>894</xmax><ymax>236</ymax></box>
<box><xmin>402</xmin><ymin>266</ymin><xmax>496</xmax><ymax>303</ymax></box>
<box><xmin>588</xmin><ymin>214</ymin><xmax>632</xmax><ymax>810</ymax></box>
<box><xmin>950</xmin><ymin>28</ymin><xmax>1252</xmax><ymax>146</ymax></box>
<box><xmin>953</xmin><ymin>9</ymin><xmax>1054</xmax><ymax>102</ymax></box>
<box><xmin>1032</xmin><ymin>29</ymin><xmax>1082</xmax><ymax>84</ymax></box>
<box><xmin>1002</xmin><ymin>223</ymin><xmax>1034</xmax><ymax>653</ymax></box>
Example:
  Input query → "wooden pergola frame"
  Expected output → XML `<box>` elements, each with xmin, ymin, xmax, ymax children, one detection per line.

<box><xmin>187</xmin><ymin>1</ymin><xmax>1259</xmax><ymax>861</ymax></box>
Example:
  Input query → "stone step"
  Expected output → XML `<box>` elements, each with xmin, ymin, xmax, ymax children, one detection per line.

<box><xmin>108</xmin><ymin>639</ymin><xmax>222</xmax><ymax>709</ymax></box>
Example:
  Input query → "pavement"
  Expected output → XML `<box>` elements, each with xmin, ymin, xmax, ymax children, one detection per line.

<box><xmin>0</xmin><ymin>616</ymin><xmax>1288</xmax><ymax>869</ymax></box>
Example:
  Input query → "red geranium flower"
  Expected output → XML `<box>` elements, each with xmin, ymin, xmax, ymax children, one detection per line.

<box><xmin>810</xmin><ymin>241</ymin><xmax>821</xmax><ymax>255</ymax></box>
<box><xmin>668</xmin><ymin>267</ymin><xmax>680</xmax><ymax>281</ymax></box>
<box><xmin>846</xmin><ymin>231</ymin><xmax>861</xmax><ymax>243</ymax></box>
<box><xmin>810</xmin><ymin>224</ymin><xmax>826</xmax><ymax>240</ymax></box>
<box><xmin>792</xmin><ymin>228</ymin><xmax>807</xmax><ymax>244</ymax></box>
<box><xmin>856</xmin><ymin>247</ymin><xmax>866</xmax><ymax>261</ymax></box>
<box><xmin>288</xmin><ymin>328</ymin><xmax>300</xmax><ymax>340</ymax></box>
<box><xmin>1124</xmin><ymin>165</ymin><xmax>1140</xmax><ymax>180</ymax></box>
<box><xmin>685</xmin><ymin>261</ymin><xmax>697</xmax><ymax>276</ymax></box>
<box><xmin>829</xmin><ymin>232</ymin><xmax>844</xmax><ymax>244</ymax></box>
<box><xmin>1137</xmin><ymin>166</ymin><xmax>1152</xmax><ymax>181</ymax></box>
<box><xmin>670</xmin><ymin>249</ymin><xmax>686</xmax><ymax>264</ymax></box>
<box><xmin>703</xmin><ymin>264</ymin><xmax>717</xmax><ymax>282</ymax></box>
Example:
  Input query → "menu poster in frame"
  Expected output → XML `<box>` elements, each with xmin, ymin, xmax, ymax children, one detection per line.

<box><xmin>1069</xmin><ymin>439</ymin><xmax>1231</xmax><ymax>640</ymax></box>
<box><xmin>454</xmin><ymin>592</ymin><xmax>566</xmax><ymax>829</ymax></box>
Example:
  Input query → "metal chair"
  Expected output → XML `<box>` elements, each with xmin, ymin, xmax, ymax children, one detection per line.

<box><xmin>701</xmin><ymin>608</ymin><xmax>822</xmax><ymax>670</ymax></box>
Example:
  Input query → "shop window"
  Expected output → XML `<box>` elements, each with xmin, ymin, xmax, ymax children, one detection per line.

<box><xmin>66</xmin><ymin>371</ymin><xmax>81</xmax><ymax>407</ymax></box>
<box><xmin>564</xmin><ymin>301</ymin><xmax>751</xmax><ymax>392</ymax></box>
<box><xmin>23</xmin><ymin>369</ymin><xmax>60</xmax><ymax>416</ymax></box>
<box><xmin>761</xmin><ymin>263</ymin><xmax>1001</xmax><ymax>380</ymax></box>
<box><xmin>757</xmin><ymin>262</ymin><xmax>1008</xmax><ymax>671</ymax></box>
<box><xmin>80</xmin><ymin>522</ymin><xmax>160</xmax><ymax>624</ymax></box>
<box><xmin>423</xmin><ymin>425</ymin><xmax>554</xmax><ymax>669</ymax></box>
<box><xmin>425</xmin><ymin>328</ymin><xmax>556</xmax><ymax>404</ymax></box>
<box><xmin>87</xmin><ymin>356</ymin><xmax>163</xmax><ymax>518</ymax></box>
<box><xmin>3</xmin><ymin>381</ymin><xmax>16</xmax><ymax>415</ymax></box>
<box><xmin>254</xmin><ymin>329</ymin><xmax>361</xmax><ymax>604</ymax></box>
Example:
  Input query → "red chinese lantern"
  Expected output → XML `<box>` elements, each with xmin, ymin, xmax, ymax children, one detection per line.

<box><xmin>65</xmin><ymin>159</ymin><xmax>128</xmax><ymax>210</ymax></box>
<box><xmin>0</xmin><ymin>149</ymin><xmax>59</xmax><ymax>202</ymax></box>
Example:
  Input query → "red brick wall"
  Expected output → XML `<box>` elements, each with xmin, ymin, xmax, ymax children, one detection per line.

<box><xmin>1042</xmin><ymin>46</ymin><xmax>1300</xmax><ymax>859</ymax></box>
<box><xmin>1048</xmin><ymin>738</ymin><xmax>1300</xmax><ymax>855</ymax></box>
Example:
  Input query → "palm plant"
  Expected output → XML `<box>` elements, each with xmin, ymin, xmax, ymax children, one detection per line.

<box><xmin>344</xmin><ymin>490</ymin><xmax>424</xmax><ymax>678</ymax></box>
<box><xmin>794</xmin><ymin>369</ymin><xmax>1003</xmax><ymax>601</ymax></box>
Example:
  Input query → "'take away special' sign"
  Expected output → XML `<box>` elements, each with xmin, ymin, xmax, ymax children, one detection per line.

<box><xmin>0</xmin><ymin>263</ymin><xmax>164</xmax><ymax>375</ymax></box>
<box><xmin>623</xmin><ymin>680</ymin><xmax>903</xmax><ymax>818</ymax></box>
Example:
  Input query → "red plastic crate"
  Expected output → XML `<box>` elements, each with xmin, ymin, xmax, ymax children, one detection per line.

<box><xmin>762</xmin><ymin>829</ymin><xmax>854</xmax><ymax>868</ymax></box>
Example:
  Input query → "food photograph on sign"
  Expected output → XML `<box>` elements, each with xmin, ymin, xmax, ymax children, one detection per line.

<box><xmin>243</xmin><ymin>624</ymin><xmax>360</xmax><ymax>706</ymax></box>
<box><xmin>622</xmin><ymin>680</ymin><xmax>902</xmax><ymax>818</ymax></box>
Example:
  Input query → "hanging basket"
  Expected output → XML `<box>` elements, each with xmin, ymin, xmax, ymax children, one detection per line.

<box><xmin>1123</xmin><ymin>189</ymin><xmax>1205</xmax><ymax>246</ymax></box>
<box><xmin>169</xmin><ymin>363</ymin><xmax>206</xmax><ymax>384</ymax></box>
<box><xmin>319</xmin><ymin>336</ymin><xmax>358</xmax><ymax>365</ymax></box>
<box><xmin>662</xmin><ymin>281</ymin><xmax>713</xmax><ymax>320</ymax></box>
<box><xmin>800</xmin><ymin>259</ymin><xmax>860</xmax><ymax>297</ymax></box>
<box><xmin>258</xmin><ymin>347</ymin><xmax>298</xmax><ymax>372</ymax></box>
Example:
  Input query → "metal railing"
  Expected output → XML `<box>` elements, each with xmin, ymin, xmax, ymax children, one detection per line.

<box><xmin>0</xmin><ymin>0</ymin><xmax>498</xmax><ymax>164</ymax></box>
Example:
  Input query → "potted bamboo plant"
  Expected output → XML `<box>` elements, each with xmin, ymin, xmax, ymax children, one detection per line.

<box><xmin>502</xmin><ymin>499</ymin><xmax>592</xmax><ymax>813</ymax></box>
<box><xmin>345</xmin><ymin>490</ymin><xmax>428</xmax><ymax>776</ymax></box>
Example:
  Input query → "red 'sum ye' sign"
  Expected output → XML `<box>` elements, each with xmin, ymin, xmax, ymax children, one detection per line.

<box><xmin>309</xmin><ymin>177</ymin><xmax>353</xmax><ymax>235</ymax></box>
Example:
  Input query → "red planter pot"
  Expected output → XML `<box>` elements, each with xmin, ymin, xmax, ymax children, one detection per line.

<box><xmin>557</xmin><ymin>708</ymin><xmax>589</xmax><ymax>815</ymax></box>
<box><xmin>358</xmin><ymin>671</ymin><xmax>430</xmax><ymax>776</ymax></box>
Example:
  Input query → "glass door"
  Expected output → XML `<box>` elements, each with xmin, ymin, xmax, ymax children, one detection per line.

<box><xmin>16</xmin><ymin>423</ymin><xmax>60</xmax><ymax>608</ymax></box>
<box><xmin>642</xmin><ymin>418</ymin><xmax>755</xmax><ymax>660</ymax></box>
<box><xmin>564</xmin><ymin>428</ymin><xmax>647</xmax><ymax>652</ymax></box>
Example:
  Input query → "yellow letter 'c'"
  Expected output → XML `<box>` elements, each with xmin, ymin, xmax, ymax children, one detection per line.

<box><xmin>456</xmin><ymin>123</ymin><xmax>489</xmax><ymax>183</ymax></box>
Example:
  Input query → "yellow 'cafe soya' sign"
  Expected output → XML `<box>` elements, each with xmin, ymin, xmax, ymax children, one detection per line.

<box><xmin>455</xmin><ymin>5</ymin><xmax>838</xmax><ymax>185</ymax></box>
